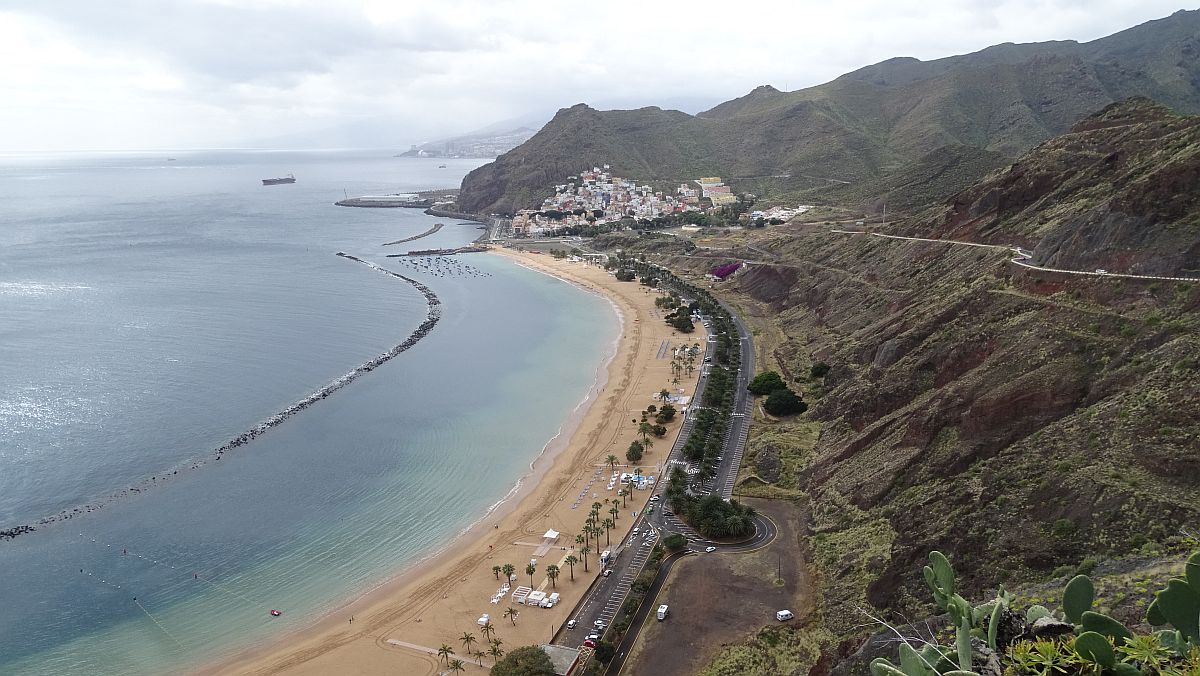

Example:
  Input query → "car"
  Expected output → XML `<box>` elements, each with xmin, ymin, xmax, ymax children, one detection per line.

<box><xmin>663</xmin><ymin>510</ymin><xmax>673</xmax><ymax>516</ymax></box>
<box><xmin>602</xmin><ymin>568</ymin><xmax>613</xmax><ymax>577</ymax></box>
<box><xmin>583</xmin><ymin>639</ymin><xmax>597</xmax><ymax>648</ymax></box>
<box><xmin>566</xmin><ymin>619</ymin><xmax>577</xmax><ymax>629</ymax></box>
<box><xmin>594</xmin><ymin>620</ymin><xmax>607</xmax><ymax>629</ymax></box>
<box><xmin>586</xmin><ymin>632</ymin><xmax>601</xmax><ymax>641</ymax></box>
<box><xmin>705</xmin><ymin>546</ymin><xmax>717</xmax><ymax>553</ymax></box>
<box><xmin>776</xmin><ymin>610</ymin><xmax>795</xmax><ymax>622</ymax></box>
<box><xmin>649</xmin><ymin>495</ymin><xmax>660</xmax><ymax>502</ymax></box>
<box><xmin>632</xmin><ymin>527</ymin><xmax>640</xmax><ymax>535</ymax></box>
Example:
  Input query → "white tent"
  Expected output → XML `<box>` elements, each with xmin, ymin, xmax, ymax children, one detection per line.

<box><xmin>542</xmin><ymin>529</ymin><xmax>560</xmax><ymax>540</ymax></box>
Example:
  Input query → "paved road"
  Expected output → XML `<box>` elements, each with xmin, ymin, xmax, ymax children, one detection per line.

<box><xmin>832</xmin><ymin>230</ymin><xmax>1200</xmax><ymax>283</ymax></box>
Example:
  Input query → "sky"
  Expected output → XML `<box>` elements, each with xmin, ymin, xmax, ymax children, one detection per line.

<box><xmin>0</xmin><ymin>0</ymin><xmax>1192</xmax><ymax>151</ymax></box>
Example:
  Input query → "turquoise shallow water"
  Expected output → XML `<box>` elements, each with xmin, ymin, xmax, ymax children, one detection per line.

<box><xmin>0</xmin><ymin>151</ymin><xmax>618</xmax><ymax>674</ymax></box>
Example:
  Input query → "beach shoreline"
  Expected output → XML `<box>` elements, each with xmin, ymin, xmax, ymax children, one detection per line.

<box><xmin>205</xmin><ymin>247</ymin><xmax>701</xmax><ymax>675</ymax></box>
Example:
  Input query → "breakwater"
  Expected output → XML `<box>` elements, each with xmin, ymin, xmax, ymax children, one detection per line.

<box><xmin>383</xmin><ymin>223</ymin><xmax>444</xmax><ymax>246</ymax></box>
<box><xmin>0</xmin><ymin>255</ymin><xmax>442</xmax><ymax>542</ymax></box>
<box><xmin>386</xmin><ymin>245</ymin><xmax>488</xmax><ymax>257</ymax></box>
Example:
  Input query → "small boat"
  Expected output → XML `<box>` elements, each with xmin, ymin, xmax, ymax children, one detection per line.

<box><xmin>438</xmin><ymin>164</ymin><xmax>447</xmax><ymax>168</ymax></box>
<box><xmin>270</xmin><ymin>609</ymin><xmax>282</xmax><ymax>617</ymax></box>
<box><xmin>263</xmin><ymin>174</ymin><xmax>296</xmax><ymax>186</ymax></box>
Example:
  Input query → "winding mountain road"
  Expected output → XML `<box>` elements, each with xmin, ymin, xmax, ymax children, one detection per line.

<box><xmin>831</xmin><ymin>230</ymin><xmax>1200</xmax><ymax>283</ymax></box>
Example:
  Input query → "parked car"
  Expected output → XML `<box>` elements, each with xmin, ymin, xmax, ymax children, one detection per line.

<box><xmin>649</xmin><ymin>495</ymin><xmax>660</xmax><ymax>502</ymax></box>
<box><xmin>602</xmin><ymin>568</ymin><xmax>613</xmax><ymax>577</ymax></box>
<box><xmin>566</xmin><ymin>619</ymin><xmax>577</xmax><ymax>629</ymax></box>
<box><xmin>776</xmin><ymin>609</ymin><xmax>795</xmax><ymax>621</ymax></box>
<box><xmin>586</xmin><ymin>633</ymin><xmax>600</xmax><ymax>641</ymax></box>
<box><xmin>583</xmin><ymin>639</ymin><xmax>596</xmax><ymax>648</ymax></box>
<box><xmin>705</xmin><ymin>546</ymin><xmax>717</xmax><ymax>553</ymax></box>
<box><xmin>594</xmin><ymin>620</ymin><xmax>607</xmax><ymax>629</ymax></box>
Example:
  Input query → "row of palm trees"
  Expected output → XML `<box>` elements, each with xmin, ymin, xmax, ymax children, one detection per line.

<box><xmin>438</xmin><ymin>627</ymin><xmax>507</xmax><ymax>672</ymax></box>
<box><xmin>490</xmin><ymin>561</ymin><xmax>564</xmax><ymax>588</ymax></box>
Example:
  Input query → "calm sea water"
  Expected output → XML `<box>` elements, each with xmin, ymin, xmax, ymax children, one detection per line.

<box><xmin>0</xmin><ymin>151</ymin><xmax>618</xmax><ymax>674</ymax></box>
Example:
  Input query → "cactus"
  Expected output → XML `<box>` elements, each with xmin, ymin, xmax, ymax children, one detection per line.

<box><xmin>1026</xmin><ymin>605</ymin><xmax>1052</xmax><ymax>624</ymax></box>
<box><xmin>1154</xmin><ymin>577</ymin><xmax>1200</xmax><ymax>643</ymax></box>
<box><xmin>1187</xmin><ymin>550</ymin><xmax>1200</xmax><ymax>589</ymax></box>
<box><xmin>1063</xmin><ymin>574</ymin><xmax>1095</xmax><ymax>624</ymax></box>
<box><xmin>1081</xmin><ymin>611</ymin><xmax>1133</xmax><ymax>644</ymax></box>
<box><xmin>1146</xmin><ymin>598</ymin><xmax>1166</xmax><ymax>626</ymax></box>
<box><xmin>1073</xmin><ymin>631</ymin><xmax>1116</xmax><ymax>668</ymax></box>
<box><xmin>870</xmin><ymin>658</ymin><xmax>908</xmax><ymax>676</ymax></box>
<box><xmin>924</xmin><ymin>551</ymin><xmax>956</xmax><ymax>610</ymax></box>
<box><xmin>987</xmin><ymin>601</ymin><xmax>1003</xmax><ymax>650</ymax></box>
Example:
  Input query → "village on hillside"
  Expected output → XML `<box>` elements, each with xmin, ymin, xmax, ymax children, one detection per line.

<box><xmin>510</xmin><ymin>165</ymin><xmax>810</xmax><ymax>237</ymax></box>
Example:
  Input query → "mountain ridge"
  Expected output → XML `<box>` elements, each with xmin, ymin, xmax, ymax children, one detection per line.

<box><xmin>458</xmin><ymin>9</ymin><xmax>1200</xmax><ymax>215</ymax></box>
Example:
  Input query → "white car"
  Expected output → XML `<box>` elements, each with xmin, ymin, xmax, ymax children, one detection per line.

<box><xmin>594</xmin><ymin>620</ymin><xmax>607</xmax><ymax>629</ymax></box>
<box><xmin>705</xmin><ymin>546</ymin><xmax>717</xmax><ymax>553</ymax></box>
<box><xmin>566</xmin><ymin>619</ymin><xmax>577</xmax><ymax>629</ymax></box>
<box><xmin>649</xmin><ymin>495</ymin><xmax>660</xmax><ymax>502</ymax></box>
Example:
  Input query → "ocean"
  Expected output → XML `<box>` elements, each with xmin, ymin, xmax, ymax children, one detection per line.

<box><xmin>0</xmin><ymin>151</ymin><xmax>619</xmax><ymax>674</ymax></box>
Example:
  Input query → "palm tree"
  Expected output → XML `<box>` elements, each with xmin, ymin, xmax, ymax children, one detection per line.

<box><xmin>501</xmin><ymin>563</ymin><xmax>515</xmax><ymax>583</ymax></box>
<box><xmin>637</xmin><ymin>421</ymin><xmax>653</xmax><ymax>443</ymax></box>
<box><xmin>525</xmin><ymin>562</ymin><xmax>536</xmax><ymax>588</ymax></box>
<box><xmin>602</xmin><ymin>518</ymin><xmax>614</xmax><ymax>546</ymax></box>
<box><xmin>472</xmin><ymin>649</ymin><xmax>486</xmax><ymax>667</ymax></box>
<box><xmin>437</xmin><ymin>643</ymin><xmax>454</xmax><ymax>666</ymax></box>
<box><xmin>618</xmin><ymin>488</ymin><xmax>628</xmax><ymax>508</ymax></box>
<box><xmin>448</xmin><ymin>659</ymin><xmax>466</xmax><ymax>675</ymax></box>
<box><xmin>460</xmin><ymin>631</ymin><xmax>477</xmax><ymax>656</ymax></box>
<box><xmin>609</xmin><ymin>504</ymin><xmax>620</xmax><ymax>523</ymax></box>
<box><xmin>659</xmin><ymin>388</ymin><xmax>671</xmax><ymax>402</ymax></box>
<box><xmin>489</xmin><ymin>638</ymin><xmax>505</xmax><ymax>663</ymax></box>
<box><xmin>606</xmin><ymin>454</ymin><xmax>618</xmax><ymax>471</ymax></box>
<box><xmin>564</xmin><ymin>555</ymin><xmax>577</xmax><ymax>581</ymax></box>
<box><xmin>592</xmin><ymin>501</ymin><xmax>603</xmax><ymax>515</ymax></box>
<box><xmin>491</xmin><ymin>565</ymin><xmax>502</xmax><ymax>580</ymax></box>
<box><xmin>580</xmin><ymin>544</ymin><xmax>590</xmax><ymax>572</ymax></box>
<box><xmin>504</xmin><ymin>605</ymin><xmax>519</xmax><ymax>625</ymax></box>
<box><xmin>546</xmin><ymin>564</ymin><xmax>559</xmax><ymax>588</ymax></box>
<box><xmin>575</xmin><ymin>532</ymin><xmax>587</xmax><ymax>552</ymax></box>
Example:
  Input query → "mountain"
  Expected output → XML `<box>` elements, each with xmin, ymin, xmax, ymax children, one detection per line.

<box><xmin>597</xmin><ymin>98</ymin><xmax>1200</xmax><ymax>672</ymax></box>
<box><xmin>459</xmin><ymin>9</ymin><xmax>1200</xmax><ymax>215</ymax></box>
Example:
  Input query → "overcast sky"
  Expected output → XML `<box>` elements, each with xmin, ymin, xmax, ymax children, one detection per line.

<box><xmin>0</xmin><ymin>1</ymin><xmax>1191</xmax><ymax>151</ymax></box>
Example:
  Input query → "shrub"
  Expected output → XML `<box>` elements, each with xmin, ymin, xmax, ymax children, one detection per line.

<box><xmin>748</xmin><ymin>371</ymin><xmax>787</xmax><ymax>395</ymax></box>
<box><xmin>764</xmin><ymin>388</ymin><xmax>808</xmax><ymax>416</ymax></box>
<box><xmin>626</xmin><ymin>441</ymin><xmax>644</xmax><ymax>462</ymax></box>
<box><xmin>810</xmin><ymin>362</ymin><xmax>831</xmax><ymax>378</ymax></box>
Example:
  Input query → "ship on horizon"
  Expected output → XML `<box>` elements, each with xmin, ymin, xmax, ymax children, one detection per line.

<box><xmin>262</xmin><ymin>173</ymin><xmax>296</xmax><ymax>186</ymax></box>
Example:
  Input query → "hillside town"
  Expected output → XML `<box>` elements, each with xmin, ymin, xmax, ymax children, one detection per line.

<box><xmin>510</xmin><ymin>165</ymin><xmax>811</xmax><ymax>237</ymax></box>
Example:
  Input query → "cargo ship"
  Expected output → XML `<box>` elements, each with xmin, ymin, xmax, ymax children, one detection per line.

<box><xmin>262</xmin><ymin>173</ymin><xmax>296</xmax><ymax>185</ymax></box>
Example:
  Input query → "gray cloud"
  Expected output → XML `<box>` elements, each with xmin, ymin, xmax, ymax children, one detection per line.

<box><xmin>0</xmin><ymin>0</ymin><xmax>1191</xmax><ymax>151</ymax></box>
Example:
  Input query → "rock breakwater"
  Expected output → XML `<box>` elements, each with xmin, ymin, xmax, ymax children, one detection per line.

<box><xmin>0</xmin><ymin>254</ymin><xmax>442</xmax><ymax>542</ymax></box>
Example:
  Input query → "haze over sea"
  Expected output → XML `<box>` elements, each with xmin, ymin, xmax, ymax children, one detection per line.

<box><xmin>0</xmin><ymin>151</ymin><xmax>618</xmax><ymax>674</ymax></box>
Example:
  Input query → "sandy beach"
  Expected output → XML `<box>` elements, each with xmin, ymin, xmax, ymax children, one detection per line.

<box><xmin>206</xmin><ymin>248</ymin><xmax>705</xmax><ymax>675</ymax></box>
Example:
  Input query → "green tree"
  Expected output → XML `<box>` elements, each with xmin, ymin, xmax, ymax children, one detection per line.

<box><xmin>602</xmin><ymin>518</ymin><xmax>614</xmax><ymax>545</ymax></box>
<box><xmin>448</xmin><ymin>658</ymin><xmax>466</xmax><ymax>675</ymax></box>
<box><xmin>593</xmin><ymin>641</ymin><xmax>617</xmax><ymax>664</ymax></box>
<box><xmin>615</xmin><ymin>269</ymin><xmax>636</xmax><ymax>282</ymax></box>
<box><xmin>655</xmin><ymin>403</ymin><xmax>676</xmax><ymax>423</ymax></box>
<box><xmin>488</xmin><ymin>638</ymin><xmax>505</xmax><ymax>663</ymax></box>
<box><xmin>480</xmin><ymin>620</ymin><xmax>496</xmax><ymax>641</ymax></box>
<box><xmin>606</xmin><ymin>454</ymin><xmax>618</xmax><ymax>471</ymax></box>
<box><xmin>546</xmin><ymin>564</ymin><xmax>559</xmax><ymax>588</ymax></box>
<box><xmin>504</xmin><ymin>605</ymin><xmax>519</xmax><ymax>626</ymax></box>
<box><xmin>658</xmin><ymin>388</ymin><xmax>672</xmax><ymax>402</ymax></box>
<box><xmin>609</xmin><ymin>503</ymin><xmax>619</xmax><ymax>523</ymax></box>
<box><xmin>810</xmin><ymin>361</ymin><xmax>831</xmax><ymax>378</ymax></box>
<box><xmin>501</xmin><ymin>563</ymin><xmax>515</xmax><ymax>583</ymax></box>
<box><xmin>490</xmin><ymin>645</ymin><xmax>556</xmax><ymax>676</ymax></box>
<box><xmin>626</xmin><ymin>440</ymin><xmax>643</xmax><ymax>462</ymax></box>
<box><xmin>636</xmin><ymin>421</ymin><xmax>653</xmax><ymax>443</ymax></box>
<box><xmin>580</xmin><ymin>544</ymin><xmax>590</xmax><ymax>571</ymax></box>
<box><xmin>438</xmin><ymin>643</ymin><xmax>455</xmax><ymax>666</ymax></box>
<box><xmin>492</xmin><ymin>565</ymin><xmax>502</xmax><ymax>580</ymax></box>
<box><xmin>668</xmin><ymin>314</ymin><xmax>695</xmax><ymax>333</ymax></box>
<box><xmin>525</xmin><ymin>562</ymin><xmax>536</xmax><ymax>588</ymax></box>
<box><xmin>663</xmin><ymin>533</ymin><xmax>688</xmax><ymax>552</ymax></box>
<box><xmin>764</xmin><ymin>388</ymin><xmax>808</xmax><ymax>416</ymax></box>
<box><xmin>563</xmin><ymin>554</ymin><xmax>578</xmax><ymax>581</ymax></box>
<box><xmin>460</xmin><ymin>632</ymin><xmax>477</xmax><ymax>656</ymax></box>
<box><xmin>748</xmin><ymin>371</ymin><xmax>787</xmax><ymax>395</ymax></box>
